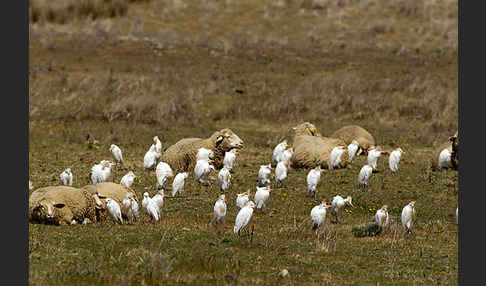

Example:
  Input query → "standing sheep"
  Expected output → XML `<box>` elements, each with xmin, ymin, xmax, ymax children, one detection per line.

<box><xmin>160</xmin><ymin>128</ymin><xmax>244</xmax><ymax>172</ymax></box>
<box><xmin>29</xmin><ymin>186</ymin><xmax>102</xmax><ymax>225</ymax></box>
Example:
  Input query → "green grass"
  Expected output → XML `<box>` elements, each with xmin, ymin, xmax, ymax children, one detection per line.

<box><xmin>29</xmin><ymin>120</ymin><xmax>458</xmax><ymax>285</ymax></box>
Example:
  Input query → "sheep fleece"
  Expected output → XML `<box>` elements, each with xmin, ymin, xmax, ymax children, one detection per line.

<box><xmin>330</xmin><ymin>125</ymin><xmax>376</xmax><ymax>151</ymax></box>
<box><xmin>291</xmin><ymin>135</ymin><xmax>350</xmax><ymax>169</ymax></box>
<box><xmin>29</xmin><ymin>186</ymin><xmax>98</xmax><ymax>225</ymax></box>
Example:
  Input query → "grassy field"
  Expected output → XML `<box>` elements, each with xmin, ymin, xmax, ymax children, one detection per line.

<box><xmin>29</xmin><ymin>0</ymin><xmax>458</xmax><ymax>285</ymax></box>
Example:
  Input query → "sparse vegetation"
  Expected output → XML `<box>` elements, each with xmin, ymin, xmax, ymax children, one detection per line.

<box><xmin>29</xmin><ymin>0</ymin><xmax>458</xmax><ymax>284</ymax></box>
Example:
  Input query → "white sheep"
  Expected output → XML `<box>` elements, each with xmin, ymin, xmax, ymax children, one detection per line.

<box><xmin>155</xmin><ymin>161</ymin><xmax>173</xmax><ymax>189</ymax></box>
<box><xmin>258</xmin><ymin>164</ymin><xmax>273</xmax><ymax>186</ymax></box>
<box><xmin>60</xmin><ymin>168</ymin><xmax>73</xmax><ymax>186</ymax></box>
<box><xmin>120</xmin><ymin>171</ymin><xmax>136</xmax><ymax>188</ymax></box>
<box><xmin>217</xmin><ymin>165</ymin><xmax>232</xmax><ymax>192</ymax></box>
<box><xmin>109</xmin><ymin>144</ymin><xmax>124</xmax><ymax>164</ymax></box>
<box><xmin>172</xmin><ymin>172</ymin><xmax>189</xmax><ymax>197</ymax></box>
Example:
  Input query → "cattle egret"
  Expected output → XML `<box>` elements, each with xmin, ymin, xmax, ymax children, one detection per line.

<box><xmin>311</xmin><ymin>200</ymin><xmax>331</xmax><ymax>232</ymax></box>
<box><xmin>367</xmin><ymin>148</ymin><xmax>383</xmax><ymax>170</ymax></box>
<box><xmin>438</xmin><ymin>148</ymin><xmax>452</xmax><ymax>169</ymax></box>
<box><xmin>130</xmin><ymin>196</ymin><xmax>139</xmax><ymax>222</ymax></box>
<box><xmin>234</xmin><ymin>201</ymin><xmax>256</xmax><ymax>235</ymax></box>
<box><xmin>375</xmin><ymin>205</ymin><xmax>390</xmax><ymax>227</ymax></box>
<box><xmin>331</xmin><ymin>195</ymin><xmax>353</xmax><ymax>223</ymax></box>
<box><xmin>109</xmin><ymin>144</ymin><xmax>124</xmax><ymax>164</ymax></box>
<box><xmin>142</xmin><ymin>192</ymin><xmax>160</xmax><ymax>222</ymax></box>
<box><xmin>223</xmin><ymin>149</ymin><xmax>237</xmax><ymax>171</ymax></box>
<box><xmin>358</xmin><ymin>164</ymin><xmax>373</xmax><ymax>188</ymax></box>
<box><xmin>91</xmin><ymin>160</ymin><xmax>116</xmax><ymax>184</ymax></box>
<box><xmin>105</xmin><ymin>198</ymin><xmax>123</xmax><ymax>224</ymax></box>
<box><xmin>258</xmin><ymin>164</ymin><xmax>273</xmax><ymax>186</ymax></box>
<box><xmin>155</xmin><ymin>161</ymin><xmax>173</xmax><ymax>189</ymax></box>
<box><xmin>218</xmin><ymin>165</ymin><xmax>232</xmax><ymax>192</ymax></box>
<box><xmin>456</xmin><ymin>207</ymin><xmax>458</xmax><ymax>225</ymax></box>
<box><xmin>254</xmin><ymin>186</ymin><xmax>271</xmax><ymax>211</ymax></box>
<box><xmin>328</xmin><ymin>146</ymin><xmax>346</xmax><ymax>170</ymax></box>
<box><xmin>60</xmin><ymin>168</ymin><xmax>73</xmax><ymax>186</ymax></box>
<box><xmin>144</xmin><ymin>144</ymin><xmax>159</xmax><ymax>171</ymax></box>
<box><xmin>389</xmin><ymin>148</ymin><xmax>405</xmax><ymax>173</ymax></box>
<box><xmin>153</xmin><ymin>136</ymin><xmax>163</xmax><ymax>155</ymax></box>
<box><xmin>401</xmin><ymin>201</ymin><xmax>416</xmax><ymax>234</ymax></box>
<box><xmin>197</xmin><ymin>148</ymin><xmax>214</xmax><ymax>161</ymax></box>
<box><xmin>120</xmin><ymin>171</ymin><xmax>136</xmax><ymax>188</ymax></box>
<box><xmin>275</xmin><ymin>160</ymin><xmax>290</xmax><ymax>187</ymax></box>
<box><xmin>122</xmin><ymin>193</ymin><xmax>133</xmax><ymax>222</ymax></box>
<box><xmin>280</xmin><ymin>148</ymin><xmax>294</xmax><ymax>163</ymax></box>
<box><xmin>194</xmin><ymin>158</ymin><xmax>215</xmax><ymax>186</ymax></box>
<box><xmin>213</xmin><ymin>194</ymin><xmax>227</xmax><ymax>225</ymax></box>
<box><xmin>272</xmin><ymin>140</ymin><xmax>288</xmax><ymax>164</ymax></box>
<box><xmin>236</xmin><ymin>189</ymin><xmax>251</xmax><ymax>212</ymax></box>
<box><xmin>152</xmin><ymin>189</ymin><xmax>165</xmax><ymax>216</ymax></box>
<box><xmin>348</xmin><ymin>140</ymin><xmax>360</xmax><ymax>163</ymax></box>
<box><xmin>306</xmin><ymin>165</ymin><xmax>322</xmax><ymax>197</ymax></box>
<box><xmin>172</xmin><ymin>172</ymin><xmax>189</xmax><ymax>197</ymax></box>
<box><xmin>29</xmin><ymin>180</ymin><xmax>33</xmax><ymax>191</ymax></box>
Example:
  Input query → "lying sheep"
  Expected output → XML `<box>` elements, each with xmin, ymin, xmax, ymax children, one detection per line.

<box><xmin>291</xmin><ymin>135</ymin><xmax>350</xmax><ymax>169</ymax></box>
<box><xmin>81</xmin><ymin>182</ymin><xmax>139</xmax><ymax>222</ymax></box>
<box><xmin>160</xmin><ymin>128</ymin><xmax>244</xmax><ymax>172</ymax></box>
<box><xmin>330</xmin><ymin>125</ymin><xmax>376</xmax><ymax>155</ymax></box>
<box><xmin>282</xmin><ymin>122</ymin><xmax>321</xmax><ymax>147</ymax></box>
<box><xmin>29</xmin><ymin>186</ymin><xmax>102</xmax><ymax>225</ymax></box>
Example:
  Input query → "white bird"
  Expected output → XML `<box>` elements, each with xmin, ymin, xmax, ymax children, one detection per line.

<box><xmin>218</xmin><ymin>165</ymin><xmax>232</xmax><ymax>192</ymax></box>
<box><xmin>130</xmin><ymin>196</ymin><xmax>139</xmax><ymax>222</ymax></box>
<box><xmin>142</xmin><ymin>192</ymin><xmax>160</xmax><ymax>222</ymax></box>
<box><xmin>234</xmin><ymin>201</ymin><xmax>256</xmax><ymax>235</ymax></box>
<box><xmin>306</xmin><ymin>165</ymin><xmax>322</xmax><ymax>197</ymax></box>
<box><xmin>330</xmin><ymin>195</ymin><xmax>353</xmax><ymax>223</ymax></box>
<box><xmin>389</xmin><ymin>148</ymin><xmax>405</xmax><ymax>173</ymax></box>
<box><xmin>310</xmin><ymin>200</ymin><xmax>331</xmax><ymax>232</ymax></box>
<box><xmin>29</xmin><ymin>180</ymin><xmax>34</xmax><ymax>191</ymax></box>
<box><xmin>367</xmin><ymin>147</ymin><xmax>383</xmax><ymax>170</ymax></box>
<box><xmin>375</xmin><ymin>205</ymin><xmax>390</xmax><ymax>227</ymax></box>
<box><xmin>236</xmin><ymin>189</ymin><xmax>251</xmax><ymax>212</ymax></box>
<box><xmin>109</xmin><ymin>144</ymin><xmax>124</xmax><ymax>164</ymax></box>
<box><xmin>152</xmin><ymin>189</ymin><xmax>165</xmax><ymax>216</ymax></box>
<box><xmin>258</xmin><ymin>163</ymin><xmax>273</xmax><ymax>186</ymax></box>
<box><xmin>438</xmin><ymin>148</ymin><xmax>452</xmax><ymax>169</ymax></box>
<box><xmin>223</xmin><ymin>149</ymin><xmax>237</xmax><ymax>171</ymax></box>
<box><xmin>213</xmin><ymin>194</ymin><xmax>227</xmax><ymax>225</ymax></box>
<box><xmin>401</xmin><ymin>201</ymin><xmax>416</xmax><ymax>234</ymax></box>
<box><xmin>194</xmin><ymin>158</ymin><xmax>215</xmax><ymax>186</ymax></box>
<box><xmin>272</xmin><ymin>140</ymin><xmax>288</xmax><ymax>164</ymax></box>
<box><xmin>358</xmin><ymin>164</ymin><xmax>373</xmax><ymax>188</ymax></box>
<box><xmin>120</xmin><ymin>171</ymin><xmax>136</xmax><ymax>188</ymax></box>
<box><xmin>155</xmin><ymin>161</ymin><xmax>173</xmax><ymax>189</ymax></box>
<box><xmin>456</xmin><ymin>207</ymin><xmax>458</xmax><ymax>225</ymax></box>
<box><xmin>144</xmin><ymin>144</ymin><xmax>159</xmax><ymax>171</ymax></box>
<box><xmin>153</xmin><ymin>136</ymin><xmax>163</xmax><ymax>155</ymax></box>
<box><xmin>328</xmin><ymin>146</ymin><xmax>346</xmax><ymax>170</ymax></box>
<box><xmin>172</xmin><ymin>172</ymin><xmax>189</xmax><ymax>197</ymax></box>
<box><xmin>91</xmin><ymin>160</ymin><xmax>116</xmax><ymax>184</ymax></box>
<box><xmin>105</xmin><ymin>198</ymin><xmax>123</xmax><ymax>224</ymax></box>
<box><xmin>347</xmin><ymin>140</ymin><xmax>360</xmax><ymax>163</ymax></box>
<box><xmin>275</xmin><ymin>160</ymin><xmax>290</xmax><ymax>187</ymax></box>
<box><xmin>60</xmin><ymin>168</ymin><xmax>73</xmax><ymax>186</ymax></box>
<box><xmin>279</xmin><ymin>148</ymin><xmax>294</xmax><ymax>163</ymax></box>
<box><xmin>122</xmin><ymin>193</ymin><xmax>136</xmax><ymax>223</ymax></box>
<box><xmin>197</xmin><ymin>148</ymin><xmax>214</xmax><ymax>161</ymax></box>
<box><xmin>254</xmin><ymin>186</ymin><xmax>271</xmax><ymax>211</ymax></box>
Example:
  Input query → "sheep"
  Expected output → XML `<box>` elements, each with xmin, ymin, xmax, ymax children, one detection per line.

<box><xmin>281</xmin><ymin>122</ymin><xmax>321</xmax><ymax>147</ymax></box>
<box><xmin>330</xmin><ymin>125</ymin><xmax>376</xmax><ymax>155</ymax></box>
<box><xmin>160</xmin><ymin>128</ymin><xmax>244</xmax><ymax>172</ymax></box>
<box><xmin>291</xmin><ymin>135</ymin><xmax>350</xmax><ymax>169</ymax></box>
<box><xmin>81</xmin><ymin>182</ymin><xmax>139</xmax><ymax>222</ymax></box>
<box><xmin>29</xmin><ymin>186</ymin><xmax>102</xmax><ymax>225</ymax></box>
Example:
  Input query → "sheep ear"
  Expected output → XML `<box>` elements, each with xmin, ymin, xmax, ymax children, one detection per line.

<box><xmin>54</xmin><ymin>203</ymin><xmax>66</xmax><ymax>209</ymax></box>
<box><xmin>216</xmin><ymin>135</ymin><xmax>224</xmax><ymax>146</ymax></box>
<box><xmin>97</xmin><ymin>193</ymin><xmax>108</xmax><ymax>199</ymax></box>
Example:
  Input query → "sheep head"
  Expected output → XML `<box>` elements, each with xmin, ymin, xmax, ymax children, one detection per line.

<box><xmin>292</xmin><ymin>122</ymin><xmax>321</xmax><ymax>137</ymax></box>
<box><xmin>34</xmin><ymin>199</ymin><xmax>66</xmax><ymax>220</ymax></box>
<box><xmin>212</xmin><ymin>128</ymin><xmax>244</xmax><ymax>152</ymax></box>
